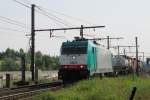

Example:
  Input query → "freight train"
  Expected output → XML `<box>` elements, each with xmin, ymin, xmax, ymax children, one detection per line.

<box><xmin>112</xmin><ymin>55</ymin><xmax>130</xmax><ymax>75</ymax></box>
<box><xmin>112</xmin><ymin>55</ymin><xmax>145</xmax><ymax>75</ymax></box>
<box><xmin>58</xmin><ymin>38</ymin><xmax>113</xmax><ymax>81</ymax></box>
<box><xmin>58</xmin><ymin>38</ymin><xmax>144</xmax><ymax>82</ymax></box>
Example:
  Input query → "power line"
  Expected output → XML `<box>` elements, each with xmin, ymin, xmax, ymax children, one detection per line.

<box><xmin>19</xmin><ymin>0</ymin><xmax>93</xmax><ymax>27</ymax></box>
<box><xmin>19</xmin><ymin>0</ymin><xmax>77</xmax><ymax>27</ymax></box>
<box><xmin>23</xmin><ymin>1</ymin><xmax>96</xmax><ymax>26</ymax></box>
<box><xmin>12</xmin><ymin>0</ymin><xmax>74</xmax><ymax>28</ymax></box>
<box><xmin>36</xmin><ymin>8</ymin><xmax>73</xmax><ymax>27</ymax></box>
<box><xmin>21</xmin><ymin>0</ymin><xmax>32</xmax><ymax>5</ymax></box>
<box><xmin>36</xmin><ymin>6</ymin><xmax>76</xmax><ymax>27</ymax></box>
<box><xmin>12</xmin><ymin>0</ymin><xmax>99</xmax><ymax>28</ymax></box>
<box><xmin>0</xmin><ymin>31</ymin><xmax>26</xmax><ymax>37</ymax></box>
<box><xmin>38</xmin><ymin>6</ymin><xmax>97</xmax><ymax>25</ymax></box>
<box><xmin>0</xmin><ymin>16</ymin><xmax>28</xmax><ymax>26</ymax></box>
<box><xmin>0</xmin><ymin>27</ymin><xmax>29</xmax><ymax>33</ymax></box>
<box><xmin>0</xmin><ymin>16</ymin><xmax>30</xmax><ymax>29</ymax></box>
<box><xmin>0</xmin><ymin>19</ymin><xmax>29</xmax><ymax>29</ymax></box>
<box><xmin>12</xmin><ymin>0</ymin><xmax>30</xmax><ymax>8</ymax></box>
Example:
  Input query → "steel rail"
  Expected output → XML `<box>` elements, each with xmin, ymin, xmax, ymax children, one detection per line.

<box><xmin>0</xmin><ymin>85</ymin><xmax>62</xmax><ymax>100</ymax></box>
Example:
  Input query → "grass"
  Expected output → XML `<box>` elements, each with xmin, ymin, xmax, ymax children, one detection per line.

<box><xmin>35</xmin><ymin>75</ymin><xmax>150</xmax><ymax>100</ymax></box>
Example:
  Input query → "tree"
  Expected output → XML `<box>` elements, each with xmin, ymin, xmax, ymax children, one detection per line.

<box><xmin>35</xmin><ymin>51</ymin><xmax>43</xmax><ymax>69</ymax></box>
<box><xmin>5</xmin><ymin>48</ymin><xmax>16</xmax><ymax>60</ymax></box>
<box><xmin>42</xmin><ymin>55</ymin><xmax>60</xmax><ymax>70</ymax></box>
<box><xmin>0</xmin><ymin>48</ymin><xmax>60</xmax><ymax>71</ymax></box>
<box><xmin>0</xmin><ymin>58</ymin><xmax>19</xmax><ymax>71</ymax></box>
<box><xmin>19</xmin><ymin>48</ymin><xmax>24</xmax><ymax>57</ymax></box>
<box><xmin>0</xmin><ymin>52</ymin><xmax>3</xmax><ymax>60</ymax></box>
<box><xmin>50</xmin><ymin>56</ymin><xmax>60</xmax><ymax>70</ymax></box>
<box><xmin>42</xmin><ymin>55</ymin><xmax>51</xmax><ymax>70</ymax></box>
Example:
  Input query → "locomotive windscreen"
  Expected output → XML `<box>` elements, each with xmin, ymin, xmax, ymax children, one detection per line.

<box><xmin>61</xmin><ymin>46</ymin><xmax>87</xmax><ymax>54</ymax></box>
<box><xmin>61</xmin><ymin>41</ymin><xmax>88</xmax><ymax>54</ymax></box>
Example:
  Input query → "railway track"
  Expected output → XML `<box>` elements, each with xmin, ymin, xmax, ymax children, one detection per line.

<box><xmin>0</xmin><ymin>86</ymin><xmax>61</xmax><ymax>100</ymax></box>
<box><xmin>0</xmin><ymin>81</ymin><xmax>62</xmax><ymax>100</ymax></box>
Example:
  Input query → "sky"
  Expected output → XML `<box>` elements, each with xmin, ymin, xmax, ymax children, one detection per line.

<box><xmin>0</xmin><ymin>0</ymin><xmax>150</xmax><ymax>58</ymax></box>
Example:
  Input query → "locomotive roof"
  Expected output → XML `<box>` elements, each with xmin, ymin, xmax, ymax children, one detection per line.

<box><xmin>62</xmin><ymin>38</ymin><xmax>108</xmax><ymax>49</ymax></box>
<box><xmin>62</xmin><ymin>40</ymin><xmax>88</xmax><ymax>47</ymax></box>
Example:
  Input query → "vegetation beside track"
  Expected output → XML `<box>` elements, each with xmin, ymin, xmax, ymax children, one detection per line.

<box><xmin>0</xmin><ymin>48</ymin><xmax>59</xmax><ymax>71</ymax></box>
<box><xmin>35</xmin><ymin>75</ymin><xmax>150</xmax><ymax>100</ymax></box>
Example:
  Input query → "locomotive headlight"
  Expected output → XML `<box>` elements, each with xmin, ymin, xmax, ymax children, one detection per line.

<box><xmin>64</xmin><ymin>66</ymin><xmax>68</xmax><ymax>68</ymax></box>
<box><xmin>80</xmin><ymin>65</ymin><xmax>83</xmax><ymax>68</ymax></box>
<box><xmin>72</xmin><ymin>56</ymin><xmax>76</xmax><ymax>59</ymax></box>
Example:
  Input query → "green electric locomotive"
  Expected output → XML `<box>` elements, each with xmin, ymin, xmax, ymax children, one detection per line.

<box><xmin>58</xmin><ymin>38</ymin><xmax>113</xmax><ymax>81</ymax></box>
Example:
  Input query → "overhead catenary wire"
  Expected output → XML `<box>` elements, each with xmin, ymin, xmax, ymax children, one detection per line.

<box><xmin>12</xmin><ymin>0</ymin><xmax>63</xmax><ymax>28</ymax></box>
<box><xmin>35</xmin><ymin>8</ymin><xmax>73</xmax><ymax>28</ymax></box>
<box><xmin>21</xmin><ymin>0</ymin><xmax>32</xmax><ymax>5</ymax></box>
<box><xmin>0</xmin><ymin>27</ymin><xmax>29</xmax><ymax>33</ymax></box>
<box><xmin>20</xmin><ymin>0</ymin><xmax>78</xmax><ymax>27</ymax></box>
<box><xmin>38</xmin><ymin>6</ymin><xmax>97</xmax><ymax>26</ymax></box>
<box><xmin>36</xmin><ymin>6</ymin><xmax>76</xmax><ymax>27</ymax></box>
<box><xmin>12</xmin><ymin>0</ymin><xmax>75</xmax><ymax>28</ymax></box>
<box><xmin>22</xmin><ymin>0</ymin><xmax>77</xmax><ymax>27</ymax></box>
<box><xmin>13</xmin><ymin>0</ymin><xmax>99</xmax><ymax>29</ymax></box>
<box><xmin>12</xmin><ymin>0</ymin><xmax>104</xmax><ymax>39</ymax></box>
<box><xmin>22</xmin><ymin>0</ymin><xmax>96</xmax><ymax>26</ymax></box>
<box><xmin>0</xmin><ymin>16</ymin><xmax>29</xmax><ymax>28</ymax></box>
<box><xmin>0</xmin><ymin>30</ymin><xmax>26</xmax><ymax>37</ymax></box>
<box><xmin>0</xmin><ymin>19</ymin><xmax>30</xmax><ymax>30</ymax></box>
<box><xmin>12</xmin><ymin>0</ymin><xmax>31</xmax><ymax>8</ymax></box>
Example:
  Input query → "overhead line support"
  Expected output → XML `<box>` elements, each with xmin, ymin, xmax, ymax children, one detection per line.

<box><xmin>135</xmin><ymin>37</ymin><xmax>139</xmax><ymax>76</ymax></box>
<box><xmin>34</xmin><ymin>25</ymin><xmax>105</xmax><ymax>39</ymax></box>
<box><xmin>34</xmin><ymin>25</ymin><xmax>105</xmax><ymax>32</ymax></box>
<box><xmin>92</xmin><ymin>36</ymin><xmax>123</xmax><ymax>50</ymax></box>
<box><xmin>110</xmin><ymin>45</ymin><xmax>138</xmax><ymax>56</ymax></box>
<box><xmin>31</xmin><ymin>4</ymin><xmax>35</xmax><ymax>81</ymax></box>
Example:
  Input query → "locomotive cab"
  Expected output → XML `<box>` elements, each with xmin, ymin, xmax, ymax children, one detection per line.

<box><xmin>58</xmin><ymin>40</ymin><xmax>90</xmax><ymax>81</ymax></box>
